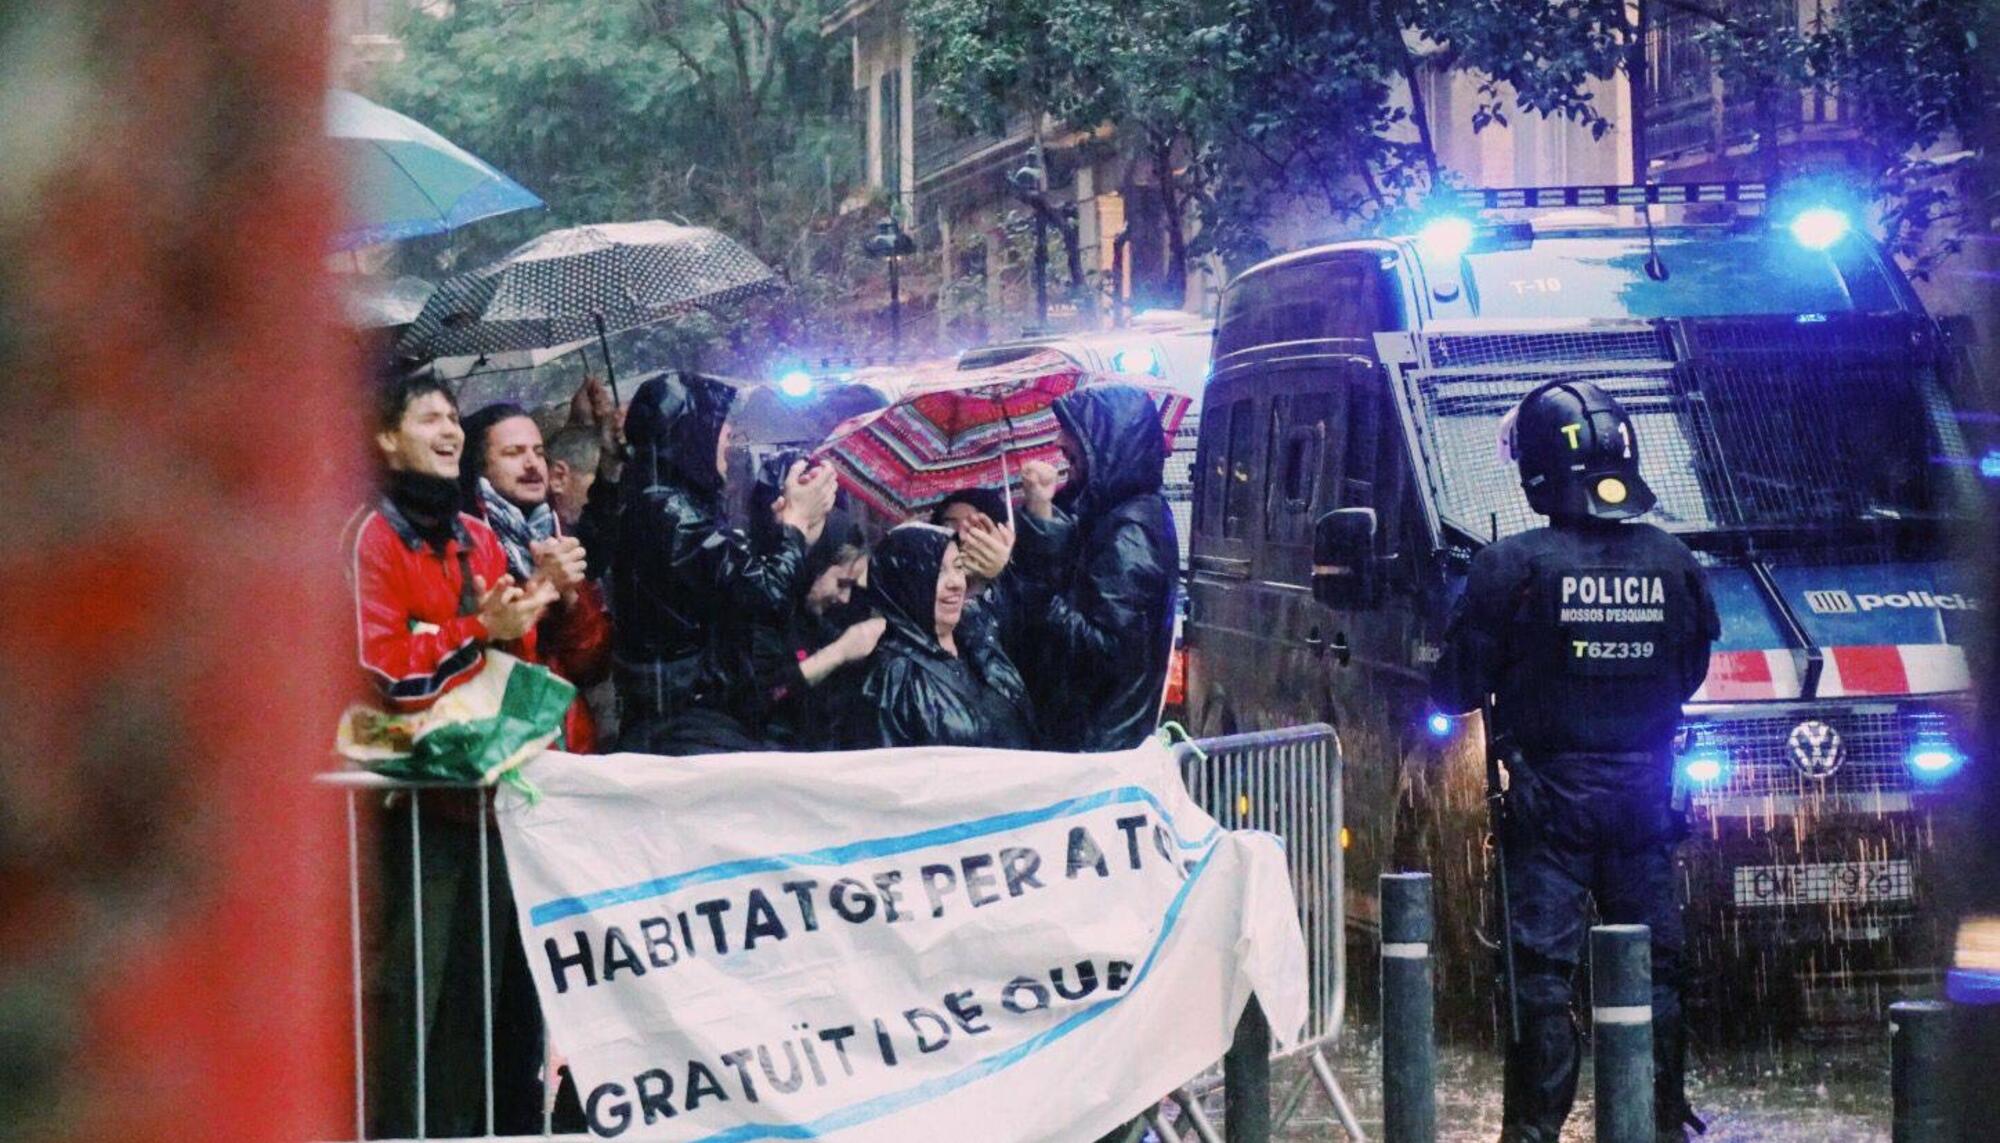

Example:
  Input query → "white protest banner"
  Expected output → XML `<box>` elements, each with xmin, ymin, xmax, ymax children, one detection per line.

<box><xmin>496</xmin><ymin>741</ymin><xmax>1309</xmax><ymax>1141</ymax></box>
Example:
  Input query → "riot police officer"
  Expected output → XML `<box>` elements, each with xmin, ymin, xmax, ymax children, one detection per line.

<box><xmin>1431</xmin><ymin>380</ymin><xmax>1719</xmax><ymax>1143</ymax></box>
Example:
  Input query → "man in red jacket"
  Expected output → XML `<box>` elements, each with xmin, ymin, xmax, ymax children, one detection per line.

<box><xmin>349</xmin><ymin>370</ymin><xmax>576</xmax><ymax>1137</ymax></box>
<box><xmin>350</xmin><ymin>376</ymin><xmax>554</xmax><ymax>712</ymax></box>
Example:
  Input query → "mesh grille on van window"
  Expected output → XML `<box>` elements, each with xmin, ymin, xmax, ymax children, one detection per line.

<box><xmin>1426</xmin><ymin>327</ymin><xmax>1670</xmax><ymax>369</ymax></box>
<box><xmin>1381</xmin><ymin>315</ymin><xmax>1967</xmax><ymax>546</ymax></box>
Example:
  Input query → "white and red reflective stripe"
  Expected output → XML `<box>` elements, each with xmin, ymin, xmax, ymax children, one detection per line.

<box><xmin>1690</xmin><ymin>644</ymin><xmax>1970</xmax><ymax>703</ymax></box>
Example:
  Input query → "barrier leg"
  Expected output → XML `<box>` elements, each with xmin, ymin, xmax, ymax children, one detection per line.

<box><xmin>1891</xmin><ymin>1000</ymin><xmax>1948</xmax><ymax>1143</ymax></box>
<box><xmin>1309</xmin><ymin>1049</ymin><xmax>1368</xmax><ymax>1141</ymax></box>
<box><xmin>1590</xmin><ymin>925</ymin><xmax>1654</xmax><ymax>1143</ymax></box>
<box><xmin>1224</xmin><ymin>996</ymin><xmax>1271</xmax><ymax>1142</ymax></box>
<box><xmin>1145</xmin><ymin>1103</ymin><xmax>1188</xmax><ymax>1143</ymax></box>
<box><xmin>1173</xmin><ymin>1085</ymin><xmax>1224</xmax><ymax>1143</ymax></box>
<box><xmin>1381</xmin><ymin>873</ymin><xmax>1436</xmax><ymax>1143</ymax></box>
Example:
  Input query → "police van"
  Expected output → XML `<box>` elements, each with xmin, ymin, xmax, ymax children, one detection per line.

<box><xmin>1182</xmin><ymin>184</ymin><xmax>1982</xmax><ymax>1034</ymax></box>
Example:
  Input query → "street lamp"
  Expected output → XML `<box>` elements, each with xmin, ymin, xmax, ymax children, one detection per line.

<box><xmin>863</xmin><ymin>215</ymin><xmax>916</xmax><ymax>356</ymax></box>
<box><xmin>1007</xmin><ymin>165</ymin><xmax>1050</xmax><ymax>326</ymax></box>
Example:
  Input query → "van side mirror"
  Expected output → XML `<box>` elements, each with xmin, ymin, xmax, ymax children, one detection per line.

<box><xmin>1312</xmin><ymin>508</ymin><xmax>1382</xmax><ymax>610</ymax></box>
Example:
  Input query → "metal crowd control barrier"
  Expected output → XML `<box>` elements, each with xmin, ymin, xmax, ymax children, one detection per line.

<box><xmin>317</xmin><ymin>771</ymin><xmax>582</xmax><ymax>1142</ymax></box>
<box><xmin>1170</xmin><ymin>725</ymin><xmax>1365</xmax><ymax>1141</ymax></box>
<box><xmin>321</xmin><ymin>723</ymin><xmax>1356</xmax><ymax>1142</ymax></box>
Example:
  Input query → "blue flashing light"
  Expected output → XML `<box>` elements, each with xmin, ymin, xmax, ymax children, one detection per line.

<box><xmin>1907</xmin><ymin>738</ymin><xmax>1966</xmax><ymax>780</ymax></box>
<box><xmin>1416</xmin><ymin>215</ymin><xmax>1476</xmax><ymax>261</ymax></box>
<box><xmin>1109</xmin><ymin>344</ymin><xmax>1164</xmax><ymax>378</ymax></box>
<box><xmin>1680</xmin><ymin>750</ymin><xmax>1728</xmax><ymax>786</ymax></box>
<box><xmin>777</xmin><ymin>370</ymin><xmax>814</xmax><ymax>398</ymax></box>
<box><xmin>1426</xmin><ymin>712</ymin><xmax>1454</xmax><ymax>739</ymax></box>
<box><xmin>1788</xmin><ymin>207</ymin><xmax>1852</xmax><ymax>251</ymax></box>
<box><xmin>1979</xmin><ymin>449</ymin><xmax>2000</xmax><ymax>481</ymax></box>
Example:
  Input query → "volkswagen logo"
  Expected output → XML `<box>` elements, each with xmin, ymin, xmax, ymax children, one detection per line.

<box><xmin>1788</xmin><ymin>720</ymin><xmax>1845</xmax><ymax>778</ymax></box>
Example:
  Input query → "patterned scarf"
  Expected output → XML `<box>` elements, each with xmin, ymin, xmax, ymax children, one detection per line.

<box><xmin>478</xmin><ymin>477</ymin><xmax>557</xmax><ymax>582</ymax></box>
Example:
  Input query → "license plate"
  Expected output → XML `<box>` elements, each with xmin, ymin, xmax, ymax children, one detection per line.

<box><xmin>1731</xmin><ymin>860</ymin><xmax>1913</xmax><ymax>908</ymax></box>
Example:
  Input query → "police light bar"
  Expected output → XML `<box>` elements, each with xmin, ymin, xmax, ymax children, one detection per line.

<box><xmin>1448</xmin><ymin>182</ymin><xmax>1768</xmax><ymax>211</ymax></box>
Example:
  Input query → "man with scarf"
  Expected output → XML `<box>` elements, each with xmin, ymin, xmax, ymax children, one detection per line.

<box><xmin>346</xmin><ymin>372</ymin><xmax>581</xmax><ymax>1136</ymax></box>
<box><xmin>460</xmin><ymin>402</ymin><xmax>613</xmax><ymax>752</ymax></box>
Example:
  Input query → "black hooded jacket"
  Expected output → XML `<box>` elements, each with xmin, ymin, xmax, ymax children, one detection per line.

<box><xmin>611</xmin><ymin>373</ymin><xmax>809</xmax><ymax>725</ymax></box>
<box><xmin>848</xmin><ymin>526</ymin><xmax>1034</xmax><ymax>750</ymax></box>
<box><xmin>1022</xmin><ymin>385</ymin><xmax>1178</xmax><ymax>752</ymax></box>
<box><xmin>731</xmin><ymin>472</ymin><xmax>868</xmax><ymax>747</ymax></box>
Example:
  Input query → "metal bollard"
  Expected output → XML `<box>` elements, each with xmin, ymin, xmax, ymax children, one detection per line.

<box><xmin>1890</xmin><ymin>1000</ymin><xmax>1948</xmax><ymax>1143</ymax></box>
<box><xmin>1381</xmin><ymin>872</ymin><xmax>1437</xmax><ymax>1143</ymax></box>
<box><xmin>1590</xmin><ymin>924</ymin><xmax>1654</xmax><ymax>1143</ymax></box>
<box><xmin>1224</xmin><ymin>995</ymin><xmax>1271</xmax><ymax>1143</ymax></box>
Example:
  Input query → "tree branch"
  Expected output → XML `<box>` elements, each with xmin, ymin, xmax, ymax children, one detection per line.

<box><xmin>752</xmin><ymin>4</ymin><xmax>798</xmax><ymax>114</ymax></box>
<box><xmin>1400</xmin><ymin>52</ymin><xmax>1442</xmax><ymax>189</ymax></box>
<box><xmin>720</xmin><ymin>0</ymin><xmax>756</xmax><ymax>112</ymax></box>
<box><xmin>1225</xmin><ymin>123</ymin><xmax>1291</xmax><ymax>178</ymax></box>
<box><xmin>643</xmin><ymin>2</ymin><xmax>712</xmax><ymax>84</ymax></box>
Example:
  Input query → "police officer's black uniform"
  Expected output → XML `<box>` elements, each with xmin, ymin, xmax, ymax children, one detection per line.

<box><xmin>1431</xmin><ymin>381</ymin><xmax>1719</xmax><ymax>1143</ymax></box>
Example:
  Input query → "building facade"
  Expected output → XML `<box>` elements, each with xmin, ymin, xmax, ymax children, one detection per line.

<box><xmin>819</xmin><ymin>2</ymin><xmax>1650</xmax><ymax>356</ymax></box>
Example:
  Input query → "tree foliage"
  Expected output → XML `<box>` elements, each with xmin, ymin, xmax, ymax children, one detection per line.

<box><xmin>912</xmin><ymin>0</ymin><xmax>1987</xmax><ymax>273</ymax></box>
<box><xmin>371</xmin><ymin>0</ymin><xmax>875</xmax><ymax>359</ymax></box>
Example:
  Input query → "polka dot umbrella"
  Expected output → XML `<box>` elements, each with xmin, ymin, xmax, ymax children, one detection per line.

<box><xmin>398</xmin><ymin>220</ymin><xmax>782</xmax><ymax>402</ymax></box>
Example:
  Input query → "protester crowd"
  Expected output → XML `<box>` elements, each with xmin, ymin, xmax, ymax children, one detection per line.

<box><xmin>346</xmin><ymin>362</ymin><xmax>1179</xmax><ymax>1135</ymax></box>
<box><xmin>355</xmin><ymin>365</ymin><xmax>1177</xmax><ymax>758</ymax></box>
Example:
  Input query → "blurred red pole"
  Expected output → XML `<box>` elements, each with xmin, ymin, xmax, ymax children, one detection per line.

<box><xmin>0</xmin><ymin>3</ymin><xmax>355</xmax><ymax>1140</ymax></box>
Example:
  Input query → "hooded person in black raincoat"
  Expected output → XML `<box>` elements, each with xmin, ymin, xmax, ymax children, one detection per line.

<box><xmin>611</xmin><ymin>373</ymin><xmax>835</xmax><ymax>752</ymax></box>
<box><xmin>846</xmin><ymin>524</ymin><xmax>1035</xmax><ymax>750</ymax></box>
<box><xmin>720</xmin><ymin>458</ymin><xmax>884</xmax><ymax>748</ymax></box>
<box><xmin>1013</xmin><ymin>385</ymin><xmax>1178</xmax><ymax>752</ymax></box>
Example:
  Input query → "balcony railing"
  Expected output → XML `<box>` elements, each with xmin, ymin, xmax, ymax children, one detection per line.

<box><xmin>913</xmin><ymin>94</ymin><xmax>1032</xmax><ymax>185</ymax></box>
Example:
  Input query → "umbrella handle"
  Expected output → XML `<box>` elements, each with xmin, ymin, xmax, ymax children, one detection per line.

<box><xmin>999</xmin><ymin>450</ymin><xmax>1016</xmax><ymax>530</ymax></box>
<box><xmin>592</xmin><ymin>311</ymin><xmax>620</xmax><ymax>408</ymax></box>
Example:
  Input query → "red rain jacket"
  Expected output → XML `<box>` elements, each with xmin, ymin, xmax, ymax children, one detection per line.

<box><xmin>347</xmin><ymin>497</ymin><xmax>610</xmax><ymax>751</ymax></box>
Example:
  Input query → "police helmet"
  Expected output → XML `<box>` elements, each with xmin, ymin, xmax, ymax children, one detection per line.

<box><xmin>1501</xmin><ymin>380</ymin><xmax>1656</xmax><ymax>521</ymax></box>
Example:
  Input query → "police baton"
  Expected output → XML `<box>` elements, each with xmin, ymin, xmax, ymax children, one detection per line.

<box><xmin>1484</xmin><ymin>696</ymin><xmax>1523</xmax><ymax>1045</ymax></box>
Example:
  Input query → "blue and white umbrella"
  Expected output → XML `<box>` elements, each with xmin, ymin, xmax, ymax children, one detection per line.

<box><xmin>327</xmin><ymin>89</ymin><xmax>543</xmax><ymax>250</ymax></box>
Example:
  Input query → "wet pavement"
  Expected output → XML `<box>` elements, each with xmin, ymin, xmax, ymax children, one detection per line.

<box><xmin>1253</xmin><ymin>1028</ymin><xmax>1891</xmax><ymax>1141</ymax></box>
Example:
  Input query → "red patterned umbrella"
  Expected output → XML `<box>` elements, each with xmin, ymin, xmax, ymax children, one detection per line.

<box><xmin>819</xmin><ymin>350</ymin><xmax>1191</xmax><ymax>521</ymax></box>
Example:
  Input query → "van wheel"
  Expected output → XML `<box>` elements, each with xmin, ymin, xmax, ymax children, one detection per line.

<box><xmin>1197</xmin><ymin>691</ymin><xmax>1238</xmax><ymax>739</ymax></box>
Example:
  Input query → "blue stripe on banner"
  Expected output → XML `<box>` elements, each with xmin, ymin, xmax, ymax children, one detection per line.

<box><xmin>687</xmin><ymin>845</ymin><xmax>1222</xmax><ymax>1143</ymax></box>
<box><xmin>527</xmin><ymin>785</ymin><xmax>1219</xmax><ymax>926</ymax></box>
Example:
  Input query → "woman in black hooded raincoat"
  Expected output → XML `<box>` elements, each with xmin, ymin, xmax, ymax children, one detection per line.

<box><xmin>610</xmin><ymin>373</ymin><xmax>831</xmax><ymax>752</ymax></box>
<box><xmin>847</xmin><ymin>524</ymin><xmax>1035</xmax><ymax>750</ymax></box>
<box><xmin>1014</xmin><ymin>384</ymin><xmax>1178</xmax><ymax>752</ymax></box>
<box><xmin>712</xmin><ymin>456</ymin><xmax>883</xmax><ymax>748</ymax></box>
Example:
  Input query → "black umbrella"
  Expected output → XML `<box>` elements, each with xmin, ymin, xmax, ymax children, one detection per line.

<box><xmin>730</xmin><ymin>381</ymin><xmax>892</xmax><ymax>448</ymax></box>
<box><xmin>397</xmin><ymin>220</ymin><xmax>780</xmax><ymax>401</ymax></box>
<box><xmin>343</xmin><ymin>274</ymin><xmax>436</xmax><ymax>330</ymax></box>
